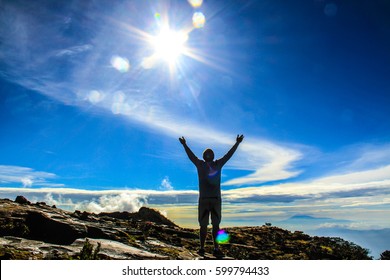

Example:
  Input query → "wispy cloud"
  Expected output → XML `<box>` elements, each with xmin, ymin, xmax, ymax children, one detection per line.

<box><xmin>222</xmin><ymin>139</ymin><xmax>303</xmax><ymax>185</ymax></box>
<box><xmin>53</xmin><ymin>44</ymin><xmax>93</xmax><ymax>57</ymax></box>
<box><xmin>343</xmin><ymin>143</ymin><xmax>390</xmax><ymax>172</ymax></box>
<box><xmin>222</xmin><ymin>165</ymin><xmax>390</xmax><ymax>202</ymax></box>
<box><xmin>0</xmin><ymin>165</ymin><xmax>63</xmax><ymax>188</ymax></box>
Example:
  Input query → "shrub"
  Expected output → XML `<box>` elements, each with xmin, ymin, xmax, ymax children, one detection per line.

<box><xmin>79</xmin><ymin>238</ymin><xmax>101</xmax><ymax>260</ymax></box>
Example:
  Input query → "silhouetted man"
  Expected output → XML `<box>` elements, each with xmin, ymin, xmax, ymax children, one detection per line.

<box><xmin>179</xmin><ymin>134</ymin><xmax>244</xmax><ymax>257</ymax></box>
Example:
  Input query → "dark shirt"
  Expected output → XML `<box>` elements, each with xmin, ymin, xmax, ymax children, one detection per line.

<box><xmin>183</xmin><ymin>142</ymin><xmax>240</xmax><ymax>198</ymax></box>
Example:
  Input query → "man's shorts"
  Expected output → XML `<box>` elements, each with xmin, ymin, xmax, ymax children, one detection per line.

<box><xmin>198</xmin><ymin>197</ymin><xmax>221</xmax><ymax>227</ymax></box>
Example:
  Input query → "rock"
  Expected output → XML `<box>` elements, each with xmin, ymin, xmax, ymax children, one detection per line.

<box><xmin>35</xmin><ymin>202</ymin><xmax>46</xmax><ymax>206</ymax></box>
<box><xmin>25</xmin><ymin>211</ymin><xmax>87</xmax><ymax>245</ymax></box>
<box><xmin>99</xmin><ymin>207</ymin><xmax>177</xmax><ymax>227</ymax></box>
<box><xmin>98</xmin><ymin>211</ymin><xmax>133</xmax><ymax>220</ymax></box>
<box><xmin>0</xmin><ymin>236</ymin><xmax>170</xmax><ymax>260</ymax></box>
<box><xmin>15</xmin><ymin>196</ymin><xmax>30</xmax><ymax>205</ymax></box>
<box><xmin>72</xmin><ymin>238</ymin><xmax>169</xmax><ymax>260</ymax></box>
<box><xmin>135</xmin><ymin>207</ymin><xmax>177</xmax><ymax>227</ymax></box>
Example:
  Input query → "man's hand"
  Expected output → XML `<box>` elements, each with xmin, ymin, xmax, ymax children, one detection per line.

<box><xmin>179</xmin><ymin>136</ymin><xmax>186</xmax><ymax>145</ymax></box>
<box><xmin>236</xmin><ymin>134</ymin><xmax>244</xmax><ymax>143</ymax></box>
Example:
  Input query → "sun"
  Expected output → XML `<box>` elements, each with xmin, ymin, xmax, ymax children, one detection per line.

<box><xmin>151</xmin><ymin>27</ymin><xmax>189</xmax><ymax>65</ymax></box>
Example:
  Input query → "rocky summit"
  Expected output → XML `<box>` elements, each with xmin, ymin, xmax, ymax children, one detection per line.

<box><xmin>0</xmin><ymin>196</ymin><xmax>373</xmax><ymax>260</ymax></box>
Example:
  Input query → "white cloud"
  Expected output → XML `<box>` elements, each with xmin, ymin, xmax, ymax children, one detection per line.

<box><xmin>315</xmin><ymin>165</ymin><xmax>390</xmax><ymax>186</ymax></box>
<box><xmin>160</xmin><ymin>176</ymin><xmax>174</xmax><ymax>191</ymax></box>
<box><xmin>0</xmin><ymin>187</ymin><xmax>198</xmax><ymax>212</ymax></box>
<box><xmin>0</xmin><ymin>165</ymin><xmax>62</xmax><ymax>188</ymax></box>
<box><xmin>220</xmin><ymin>164</ymin><xmax>390</xmax><ymax>214</ymax></box>
<box><xmin>36</xmin><ymin>192</ymin><xmax>147</xmax><ymax>213</ymax></box>
<box><xmin>75</xmin><ymin>193</ymin><xmax>147</xmax><ymax>213</ymax></box>
<box><xmin>21</xmin><ymin>177</ymin><xmax>33</xmax><ymax>188</ymax></box>
<box><xmin>223</xmin><ymin>171</ymin><xmax>390</xmax><ymax>200</ymax></box>
<box><xmin>43</xmin><ymin>193</ymin><xmax>74</xmax><ymax>207</ymax></box>
<box><xmin>222</xmin><ymin>139</ymin><xmax>303</xmax><ymax>185</ymax></box>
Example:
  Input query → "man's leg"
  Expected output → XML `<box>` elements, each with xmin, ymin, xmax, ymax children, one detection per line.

<box><xmin>212</xmin><ymin>224</ymin><xmax>220</xmax><ymax>250</ymax></box>
<box><xmin>210</xmin><ymin>198</ymin><xmax>224</xmax><ymax>256</ymax></box>
<box><xmin>200</xmin><ymin>225</ymin><xmax>207</xmax><ymax>250</ymax></box>
<box><xmin>198</xmin><ymin>198</ymin><xmax>209</xmax><ymax>255</ymax></box>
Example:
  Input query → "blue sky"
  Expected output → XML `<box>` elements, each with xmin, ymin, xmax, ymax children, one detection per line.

<box><xmin>1</xmin><ymin>0</ymin><xmax>390</xmax><ymax>256</ymax></box>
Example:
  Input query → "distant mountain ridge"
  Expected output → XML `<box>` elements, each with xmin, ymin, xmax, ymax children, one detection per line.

<box><xmin>284</xmin><ymin>214</ymin><xmax>349</xmax><ymax>223</ymax></box>
<box><xmin>0</xmin><ymin>196</ymin><xmax>380</xmax><ymax>260</ymax></box>
<box><xmin>288</xmin><ymin>214</ymin><xmax>328</xmax><ymax>220</ymax></box>
<box><xmin>283</xmin><ymin>214</ymin><xmax>390</xmax><ymax>258</ymax></box>
<box><xmin>311</xmin><ymin>227</ymin><xmax>390</xmax><ymax>259</ymax></box>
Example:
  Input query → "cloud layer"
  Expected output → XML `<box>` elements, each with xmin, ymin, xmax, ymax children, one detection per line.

<box><xmin>1</xmin><ymin>160</ymin><xmax>389</xmax><ymax>229</ymax></box>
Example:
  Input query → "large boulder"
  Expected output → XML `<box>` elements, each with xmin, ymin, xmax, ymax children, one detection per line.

<box><xmin>15</xmin><ymin>196</ymin><xmax>31</xmax><ymax>205</ymax></box>
<box><xmin>135</xmin><ymin>207</ymin><xmax>177</xmax><ymax>227</ymax></box>
<box><xmin>25</xmin><ymin>211</ymin><xmax>87</xmax><ymax>245</ymax></box>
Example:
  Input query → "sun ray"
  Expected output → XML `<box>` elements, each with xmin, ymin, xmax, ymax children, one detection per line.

<box><xmin>182</xmin><ymin>47</ymin><xmax>235</xmax><ymax>74</ymax></box>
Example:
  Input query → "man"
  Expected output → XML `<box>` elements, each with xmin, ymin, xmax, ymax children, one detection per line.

<box><xmin>179</xmin><ymin>134</ymin><xmax>244</xmax><ymax>257</ymax></box>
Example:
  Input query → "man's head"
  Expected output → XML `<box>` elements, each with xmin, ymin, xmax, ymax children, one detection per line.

<box><xmin>203</xmin><ymin>148</ymin><xmax>214</xmax><ymax>162</ymax></box>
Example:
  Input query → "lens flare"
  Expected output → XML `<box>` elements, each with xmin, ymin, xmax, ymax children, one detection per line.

<box><xmin>87</xmin><ymin>90</ymin><xmax>103</xmax><ymax>104</ymax></box>
<box><xmin>207</xmin><ymin>164</ymin><xmax>218</xmax><ymax>177</ymax></box>
<box><xmin>188</xmin><ymin>0</ymin><xmax>203</xmax><ymax>8</ymax></box>
<box><xmin>111</xmin><ymin>55</ymin><xmax>130</xmax><ymax>73</ymax></box>
<box><xmin>216</xmin><ymin>229</ymin><xmax>230</xmax><ymax>244</ymax></box>
<box><xmin>154</xmin><ymin>12</ymin><xmax>161</xmax><ymax>21</ymax></box>
<box><xmin>192</xmin><ymin>12</ymin><xmax>206</xmax><ymax>28</ymax></box>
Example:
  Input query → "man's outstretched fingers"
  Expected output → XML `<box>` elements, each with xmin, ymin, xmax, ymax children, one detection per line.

<box><xmin>179</xmin><ymin>136</ymin><xmax>186</xmax><ymax>145</ymax></box>
<box><xmin>236</xmin><ymin>134</ymin><xmax>244</xmax><ymax>143</ymax></box>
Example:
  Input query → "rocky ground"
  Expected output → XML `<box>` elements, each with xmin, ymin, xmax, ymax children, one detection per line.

<box><xmin>0</xmin><ymin>196</ymin><xmax>373</xmax><ymax>260</ymax></box>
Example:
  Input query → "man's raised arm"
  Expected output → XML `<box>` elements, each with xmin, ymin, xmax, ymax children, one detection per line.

<box><xmin>179</xmin><ymin>136</ymin><xmax>199</xmax><ymax>165</ymax></box>
<box><xmin>218</xmin><ymin>134</ymin><xmax>244</xmax><ymax>167</ymax></box>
